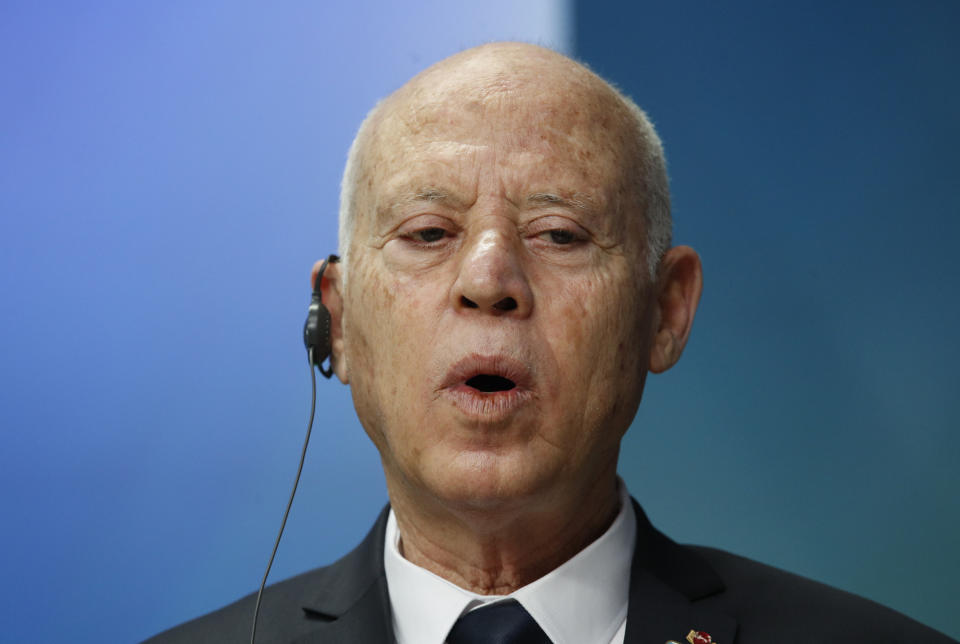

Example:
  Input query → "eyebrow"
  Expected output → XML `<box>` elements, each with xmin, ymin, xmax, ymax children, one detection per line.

<box><xmin>526</xmin><ymin>192</ymin><xmax>595</xmax><ymax>214</ymax></box>
<box><xmin>405</xmin><ymin>190</ymin><xmax>594</xmax><ymax>210</ymax></box>
<box><xmin>377</xmin><ymin>189</ymin><xmax>598</xmax><ymax>229</ymax></box>
<box><xmin>394</xmin><ymin>188</ymin><xmax>464</xmax><ymax>209</ymax></box>
<box><xmin>413</xmin><ymin>188</ymin><xmax>449</xmax><ymax>202</ymax></box>
<box><xmin>375</xmin><ymin>188</ymin><xmax>461</xmax><ymax>230</ymax></box>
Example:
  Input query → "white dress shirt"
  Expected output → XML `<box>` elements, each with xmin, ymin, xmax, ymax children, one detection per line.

<box><xmin>384</xmin><ymin>482</ymin><xmax>636</xmax><ymax>644</ymax></box>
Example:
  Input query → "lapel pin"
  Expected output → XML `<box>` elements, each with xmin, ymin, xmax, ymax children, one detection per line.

<box><xmin>666</xmin><ymin>630</ymin><xmax>715</xmax><ymax>644</ymax></box>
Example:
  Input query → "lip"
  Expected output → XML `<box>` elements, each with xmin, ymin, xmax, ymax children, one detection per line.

<box><xmin>438</xmin><ymin>353</ymin><xmax>535</xmax><ymax>422</ymax></box>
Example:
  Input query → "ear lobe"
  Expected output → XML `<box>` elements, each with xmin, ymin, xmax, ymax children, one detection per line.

<box><xmin>648</xmin><ymin>246</ymin><xmax>703</xmax><ymax>374</ymax></box>
<box><xmin>311</xmin><ymin>259</ymin><xmax>349</xmax><ymax>384</ymax></box>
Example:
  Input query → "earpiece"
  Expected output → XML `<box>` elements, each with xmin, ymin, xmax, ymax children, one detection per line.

<box><xmin>303</xmin><ymin>254</ymin><xmax>340</xmax><ymax>378</ymax></box>
<box><xmin>253</xmin><ymin>254</ymin><xmax>340</xmax><ymax>643</ymax></box>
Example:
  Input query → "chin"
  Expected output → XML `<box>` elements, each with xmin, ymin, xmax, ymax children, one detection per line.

<box><xmin>423</xmin><ymin>447</ymin><xmax>557</xmax><ymax>513</ymax></box>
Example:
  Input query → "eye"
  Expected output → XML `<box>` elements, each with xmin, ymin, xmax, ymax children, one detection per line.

<box><xmin>544</xmin><ymin>229</ymin><xmax>577</xmax><ymax>245</ymax></box>
<box><xmin>526</xmin><ymin>215</ymin><xmax>589</xmax><ymax>249</ymax></box>
<box><xmin>414</xmin><ymin>227</ymin><xmax>448</xmax><ymax>243</ymax></box>
<box><xmin>535</xmin><ymin>227</ymin><xmax>585</xmax><ymax>247</ymax></box>
<box><xmin>397</xmin><ymin>220</ymin><xmax>456</xmax><ymax>249</ymax></box>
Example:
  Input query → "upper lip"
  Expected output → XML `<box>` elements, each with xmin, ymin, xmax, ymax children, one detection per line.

<box><xmin>439</xmin><ymin>353</ymin><xmax>533</xmax><ymax>391</ymax></box>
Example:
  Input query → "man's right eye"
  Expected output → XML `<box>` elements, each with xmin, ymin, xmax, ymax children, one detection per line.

<box><xmin>413</xmin><ymin>227</ymin><xmax>447</xmax><ymax>243</ymax></box>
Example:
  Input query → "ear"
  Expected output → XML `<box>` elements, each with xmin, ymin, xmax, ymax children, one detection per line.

<box><xmin>311</xmin><ymin>259</ymin><xmax>349</xmax><ymax>384</ymax></box>
<box><xmin>648</xmin><ymin>245</ymin><xmax>703</xmax><ymax>374</ymax></box>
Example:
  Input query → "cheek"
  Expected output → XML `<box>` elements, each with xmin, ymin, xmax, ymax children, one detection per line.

<box><xmin>344</xmin><ymin>262</ymin><xmax>401</xmax><ymax>437</ymax></box>
<box><xmin>542</xmin><ymin>268</ymin><xmax>649</xmax><ymax>435</ymax></box>
<box><xmin>348</xmin><ymin>257</ymin><xmax>425</xmax><ymax>359</ymax></box>
<box><xmin>343</xmin><ymin>259</ymin><xmax>440</xmax><ymax>445</ymax></box>
<box><xmin>547</xmin><ymin>269</ymin><xmax>639</xmax><ymax>362</ymax></box>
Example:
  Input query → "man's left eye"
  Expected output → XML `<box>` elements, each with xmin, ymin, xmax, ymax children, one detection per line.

<box><xmin>545</xmin><ymin>229</ymin><xmax>577</xmax><ymax>244</ymax></box>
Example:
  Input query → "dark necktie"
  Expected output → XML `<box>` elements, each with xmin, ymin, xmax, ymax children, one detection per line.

<box><xmin>446</xmin><ymin>599</ymin><xmax>552</xmax><ymax>644</ymax></box>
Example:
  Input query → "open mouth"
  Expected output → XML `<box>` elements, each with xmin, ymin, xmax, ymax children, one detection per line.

<box><xmin>441</xmin><ymin>354</ymin><xmax>532</xmax><ymax>420</ymax></box>
<box><xmin>465</xmin><ymin>374</ymin><xmax>517</xmax><ymax>393</ymax></box>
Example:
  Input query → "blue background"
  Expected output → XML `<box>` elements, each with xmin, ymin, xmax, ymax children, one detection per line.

<box><xmin>0</xmin><ymin>1</ymin><xmax>956</xmax><ymax>641</ymax></box>
<box><xmin>576</xmin><ymin>1</ymin><xmax>959</xmax><ymax>639</ymax></box>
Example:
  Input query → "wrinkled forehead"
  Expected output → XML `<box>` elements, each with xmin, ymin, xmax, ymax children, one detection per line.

<box><xmin>361</xmin><ymin>70</ymin><xmax>642</xmax><ymax>210</ymax></box>
<box><xmin>400</xmin><ymin>56</ymin><xmax>633</xmax><ymax>145</ymax></box>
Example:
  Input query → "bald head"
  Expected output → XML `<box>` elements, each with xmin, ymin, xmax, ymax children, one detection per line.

<box><xmin>322</xmin><ymin>43</ymin><xmax>704</xmax><ymax>549</ymax></box>
<box><xmin>338</xmin><ymin>42</ymin><xmax>671</xmax><ymax>280</ymax></box>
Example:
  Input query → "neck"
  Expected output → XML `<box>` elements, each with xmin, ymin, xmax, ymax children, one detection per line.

<box><xmin>387</xmin><ymin>473</ymin><xmax>620</xmax><ymax>595</ymax></box>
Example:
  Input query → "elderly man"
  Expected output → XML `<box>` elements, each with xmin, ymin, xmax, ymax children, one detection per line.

<box><xmin>147</xmin><ymin>43</ymin><xmax>955</xmax><ymax>644</ymax></box>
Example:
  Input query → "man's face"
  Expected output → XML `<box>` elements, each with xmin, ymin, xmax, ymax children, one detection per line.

<box><xmin>339</xmin><ymin>69</ymin><xmax>657</xmax><ymax>514</ymax></box>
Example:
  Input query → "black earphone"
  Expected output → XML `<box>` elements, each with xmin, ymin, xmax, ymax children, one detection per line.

<box><xmin>250</xmin><ymin>253</ymin><xmax>340</xmax><ymax>644</ymax></box>
<box><xmin>303</xmin><ymin>254</ymin><xmax>340</xmax><ymax>378</ymax></box>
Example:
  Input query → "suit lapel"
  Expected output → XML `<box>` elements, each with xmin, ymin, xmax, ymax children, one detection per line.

<box><xmin>287</xmin><ymin>500</ymin><xmax>738</xmax><ymax>644</ymax></box>
<box><xmin>292</xmin><ymin>505</ymin><xmax>395</xmax><ymax>644</ymax></box>
<box><xmin>291</xmin><ymin>576</ymin><xmax>394</xmax><ymax>644</ymax></box>
<box><xmin>624</xmin><ymin>500</ymin><xmax>738</xmax><ymax>644</ymax></box>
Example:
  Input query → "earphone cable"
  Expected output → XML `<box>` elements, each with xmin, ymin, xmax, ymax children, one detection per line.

<box><xmin>250</xmin><ymin>348</ymin><xmax>318</xmax><ymax>644</ymax></box>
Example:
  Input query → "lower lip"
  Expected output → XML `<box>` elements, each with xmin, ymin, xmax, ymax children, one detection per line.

<box><xmin>441</xmin><ymin>384</ymin><xmax>534</xmax><ymax>422</ymax></box>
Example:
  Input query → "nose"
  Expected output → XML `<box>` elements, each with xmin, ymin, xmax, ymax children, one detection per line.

<box><xmin>452</xmin><ymin>227</ymin><xmax>533</xmax><ymax>317</ymax></box>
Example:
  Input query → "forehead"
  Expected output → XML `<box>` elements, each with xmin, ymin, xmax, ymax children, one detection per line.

<box><xmin>365</xmin><ymin>82</ymin><xmax>637</xmax><ymax>210</ymax></box>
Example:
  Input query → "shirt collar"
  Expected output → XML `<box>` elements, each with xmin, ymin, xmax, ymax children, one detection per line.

<box><xmin>383</xmin><ymin>481</ymin><xmax>636</xmax><ymax>644</ymax></box>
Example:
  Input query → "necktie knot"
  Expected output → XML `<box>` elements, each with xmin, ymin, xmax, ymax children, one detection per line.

<box><xmin>446</xmin><ymin>599</ymin><xmax>551</xmax><ymax>644</ymax></box>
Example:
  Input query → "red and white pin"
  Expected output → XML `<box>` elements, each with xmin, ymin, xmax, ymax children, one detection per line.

<box><xmin>666</xmin><ymin>630</ymin><xmax>715</xmax><ymax>644</ymax></box>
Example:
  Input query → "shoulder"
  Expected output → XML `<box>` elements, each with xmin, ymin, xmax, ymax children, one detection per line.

<box><xmin>141</xmin><ymin>566</ymin><xmax>329</xmax><ymax>644</ymax></box>
<box><xmin>142</xmin><ymin>505</ymin><xmax>391</xmax><ymax>644</ymax></box>
<box><xmin>689</xmin><ymin>545</ymin><xmax>957</xmax><ymax>643</ymax></box>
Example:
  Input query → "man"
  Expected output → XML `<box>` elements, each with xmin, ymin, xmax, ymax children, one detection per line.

<box><xmin>147</xmin><ymin>43</ymin><xmax>955</xmax><ymax>643</ymax></box>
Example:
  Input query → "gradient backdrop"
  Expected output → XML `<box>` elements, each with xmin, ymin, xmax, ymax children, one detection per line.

<box><xmin>1</xmin><ymin>1</ymin><xmax>956</xmax><ymax>642</ymax></box>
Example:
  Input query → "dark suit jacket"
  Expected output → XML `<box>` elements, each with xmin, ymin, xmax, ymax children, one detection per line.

<box><xmin>145</xmin><ymin>501</ymin><xmax>956</xmax><ymax>643</ymax></box>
